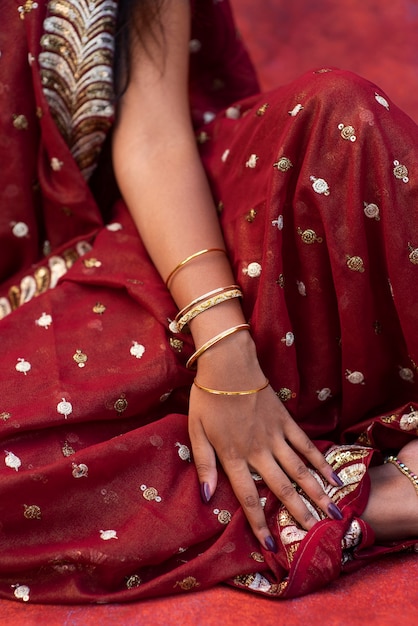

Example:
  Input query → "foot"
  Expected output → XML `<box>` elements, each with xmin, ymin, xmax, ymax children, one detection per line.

<box><xmin>361</xmin><ymin>439</ymin><xmax>418</xmax><ymax>542</ymax></box>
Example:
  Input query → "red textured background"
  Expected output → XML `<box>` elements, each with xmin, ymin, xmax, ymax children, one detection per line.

<box><xmin>2</xmin><ymin>1</ymin><xmax>417</xmax><ymax>623</ymax></box>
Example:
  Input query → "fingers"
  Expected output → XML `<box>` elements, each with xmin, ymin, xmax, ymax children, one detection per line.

<box><xmin>188</xmin><ymin>416</ymin><xmax>218</xmax><ymax>503</ymax></box>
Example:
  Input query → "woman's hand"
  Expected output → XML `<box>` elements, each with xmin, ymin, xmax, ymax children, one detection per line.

<box><xmin>188</xmin><ymin>331</ymin><xmax>343</xmax><ymax>552</ymax></box>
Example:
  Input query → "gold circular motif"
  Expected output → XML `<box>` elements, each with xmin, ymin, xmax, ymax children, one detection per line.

<box><xmin>346</xmin><ymin>256</ymin><xmax>365</xmax><ymax>272</ymax></box>
<box><xmin>409</xmin><ymin>248</ymin><xmax>418</xmax><ymax>265</ymax></box>
<box><xmin>23</xmin><ymin>504</ymin><xmax>41</xmax><ymax>520</ymax></box>
<box><xmin>273</xmin><ymin>157</ymin><xmax>293</xmax><ymax>172</ymax></box>
<box><xmin>340</xmin><ymin>125</ymin><xmax>356</xmax><ymax>141</ymax></box>
<box><xmin>217</xmin><ymin>509</ymin><xmax>232</xmax><ymax>524</ymax></box>
<box><xmin>298</xmin><ymin>228</ymin><xmax>322</xmax><ymax>244</ymax></box>
<box><xmin>13</xmin><ymin>114</ymin><xmax>29</xmax><ymax>130</ymax></box>
<box><xmin>278</xmin><ymin>387</ymin><xmax>293</xmax><ymax>402</ymax></box>
<box><xmin>126</xmin><ymin>574</ymin><xmax>142</xmax><ymax>589</ymax></box>
<box><xmin>73</xmin><ymin>349</ymin><xmax>88</xmax><ymax>366</ymax></box>
<box><xmin>0</xmin><ymin>412</ymin><xmax>11</xmax><ymax>422</ymax></box>
<box><xmin>251</xmin><ymin>552</ymin><xmax>265</xmax><ymax>563</ymax></box>
<box><xmin>393</xmin><ymin>164</ymin><xmax>408</xmax><ymax>179</ymax></box>
<box><xmin>142</xmin><ymin>487</ymin><xmax>158</xmax><ymax>501</ymax></box>
<box><xmin>114</xmin><ymin>396</ymin><xmax>128</xmax><ymax>413</ymax></box>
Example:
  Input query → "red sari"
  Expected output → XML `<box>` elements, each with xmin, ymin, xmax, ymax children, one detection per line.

<box><xmin>1</xmin><ymin>0</ymin><xmax>418</xmax><ymax>604</ymax></box>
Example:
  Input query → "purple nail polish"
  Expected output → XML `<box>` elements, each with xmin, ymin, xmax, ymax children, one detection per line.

<box><xmin>331</xmin><ymin>471</ymin><xmax>344</xmax><ymax>487</ymax></box>
<box><xmin>200</xmin><ymin>482</ymin><xmax>211</xmax><ymax>504</ymax></box>
<box><xmin>264</xmin><ymin>535</ymin><xmax>278</xmax><ymax>553</ymax></box>
<box><xmin>328</xmin><ymin>502</ymin><xmax>343</xmax><ymax>521</ymax></box>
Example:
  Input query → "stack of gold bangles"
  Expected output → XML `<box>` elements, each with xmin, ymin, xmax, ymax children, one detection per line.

<box><xmin>166</xmin><ymin>248</ymin><xmax>269</xmax><ymax>396</ymax></box>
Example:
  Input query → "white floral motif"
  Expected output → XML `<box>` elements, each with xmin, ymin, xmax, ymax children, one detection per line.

<box><xmin>225</xmin><ymin>106</ymin><xmax>241</xmax><ymax>119</ymax></box>
<box><xmin>72</xmin><ymin>463</ymin><xmax>89</xmax><ymax>478</ymax></box>
<box><xmin>36</xmin><ymin>312</ymin><xmax>52</xmax><ymax>329</ymax></box>
<box><xmin>242</xmin><ymin>262</ymin><xmax>262</xmax><ymax>278</ymax></box>
<box><xmin>271</xmin><ymin>215</ymin><xmax>284</xmax><ymax>230</ymax></box>
<box><xmin>51</xmin><ymin>157</ymin><xmax>63</xmax><ymax>171</ymax></box>
<box><xmin>5</xmin><ymin>451</ymin><xmax>22</xmax><ymax>471</ymax></box>
<box><xmin>288</xmin><ymin>104</ymin><xmax>304</xmax><ymax>117</ymax></box>
<box><xmin>175</xmin><ymin>442</ymin><xmax>191</xmax><ymax>461</ymax></box>
<box><xmin>15</xmin><ymin>358</ymin><xmax>31</xmax><ymax>375</ymax></box>
<box><xmin>245</xmin><ymin>154</ymin><xmax>259</xmax><ymax>169</ymax></box>
<box><xmin>12</xmin><ymin>222</ymin><xmax>29</xmax><ymax>237</ymax></box>
<box><xmin>281</xmin><ymin>331</ymin><xmax>294</xmax><ymax>347</ymax></box>
<box><xmin>221</xmin><ymin>149</ymin><xmax>230</xmax><ymax>162</ymax></box>
<box><xmin>106</xmin><ymin>222</ymin><xmax>123</xmax><ymax>232</ymax></box>
<box><xmin>12</xmin><ymin>584</ymin><xmax>30</xmax><ymax>602</ymax></box>
<box><xmin>280</xmin><ymin>525</ymin><xmax>307</xmax><ymax>545</ymax></box>
<box><xmin>203</xmin><ymin>111</ymin><xmax>215</xmax><ymax>124</ymax></box>
<box><xmin>399</xmin><ymin>411</ymin><xmax>418</xmax><ymax>431</ymax></box>
<box><xmin>345</xmin><ymin>370</ymin><xmax>365</xmax><ymax>385</ymax></box>
<box><xmin>399</xmin><ymin>367</ymin><xmax>414</xmax><ymax>382</ymax></box>
<box><xmin>317</xmin><ymin>388</ymin><xmax>332</xmax><ymax>401</ymax></box>
<box><xmin>57</xmin><ymin>398</ymin><xmax>73</xmax><ymax>418</ymax></box>
<box><xmin>189</xmin><ymin>39</ymin><xmax>201</xmax><ymax>53</ymax></box>
<box><xmin>310</xmin><ymin>176</ymin><xmax>330</xmax><ymax>195</ymax></box>
<box><xmin>363</xmin><ymin>202</ymin><xmax>380</xmax><ymax>220</ymax></box>
<box><xmin>375</xmin><ymin>93</ymin><xmax>390</xmax><ymax>110</ymax></box>
<box><xmin>297</xmin><ymin>281</ymin><xmax>307</xmax><ymax>296</ymax></box>
<box><xmin>245</xmin><ymin>572</ymin><xmax>272</xmax><ymax>593</ymax></box>
<box><xmin>130</xmin><ymin>341</ymin><xmax>145</xmax><ymax>359</ymax></box>
<box><xmin>100</xmin><ymin>529</ymin><xmax>118</xmax><ymax>541</ymax></box>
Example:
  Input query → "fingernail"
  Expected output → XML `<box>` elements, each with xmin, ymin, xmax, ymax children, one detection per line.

<box><xmin>200</xmin><ymin>482</ymin><xmax>211</xmax><ymax>504</ymax></box>
<box><xmin>331</xmin><ymin>471</ymin><xmax>344</xmax><ymax>487</ymax></box>
<box><xmin>328</xmin><ymin>502</ymin><xmax>343</xmax><ymax>521</ymax></box>
<box><xmin>264</xmin><ymin>535</ymin><xmax>278</xmax><ymax>553</ymax></box>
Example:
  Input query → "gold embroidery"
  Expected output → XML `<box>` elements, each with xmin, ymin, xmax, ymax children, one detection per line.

<box><xmin>408</xmin><ymin>243</ymin><xmax>418</xmax><ymax>265</ymax></box>
<box><xmin>12</xmin><ymin>114</ymin><xmax>29</xmax><ymax>130</ymax></box>
<box><xmin>346</xmin><ymin>255</ymin><xmax>365</xmax><ymax>272</ymax></box>
<box><xmin>39</xmin><ymin>0</ymin><xmax>116</xmax><ymax>179</ymax></box>
<box><xmin>326</xmin><ymin>446</ymin><xmax>370</xmax><ymax>471</ymax></box>
<box><xmin>213</xmin><ymin>508</ymin><xmax>232</xmax><ymax>524</ymax></box>
<box><xmin>297</xmin><ymin>228</ymin><xmax>323</xmax><ymax>244</ymax></box>
<box><xmin>18</xmin><ymin>1</ymin><xmax>38</xmax><ymax>19</ymax></box>
<box><xmin>62</xmin><ymin>441</ymin><xmax>75</xmax><ymax>457</ymax></box>
<box><xmin>23</xmin><ymin>504</ymin><xmax>42</xmax><ymax>520</ymax></box>
<box><xmin>256</xmin><ymin>103</ymin><xmax>269</xmax><ymax>116</ymax></box>
<box><xmin>73</xmin><ymin>349</ymin><xmax>88</xmax><ymax>368</ymax></box>
<box><xmin>250</xmin><ymin>552</ymin><xmax>265</xmax><ymax>563</ymax></box>
<box><xmin>92</xmin><ymin>302</ymin><xmax>106</xmax><ymax>314</ymax></box>
<box><xmin>113</xmin><ymin>395</ymin><xmax>128</xmax><ymax>414</ymax></box>
<box><xmin>246</xmin><ymin>209</ymin><xmax>257</xmax><ymax>222</ymax></box>
<box><xmin>140</xmin><ymin>484</ymin><xmax>162</xmax><ymax>502</ymax></box>
<box><xmin>273</xmin><ymin>157</ymin><xmax>293</xmax><ymax>172</ymax></box>
<box><xmin>393</xmin><ymin>160</ymin><xmax>409</xmax><ymax>183</ymax></box>
<box><xmin>0</xmin><ymin>412</ymin><xmax>11</xmax><ymax>422</ymax></box>
<box><xmin>338</xmin><ymin>123</ymin><xmax>356</xmax><ymax>142</ymax></box>
<box><xmin>277</xmin><ymin>388</ymin><xmax>295</xmax><ymax>402</ymax></box>
<box><xmin>174</xmin><ymin>576</ymin><xmax>200</xmax><ymax>591</ymax></box>
<box><xmin>126</xmin><ymin>574</ymin><xmax>141</xmax><ymax>589</ymax></box>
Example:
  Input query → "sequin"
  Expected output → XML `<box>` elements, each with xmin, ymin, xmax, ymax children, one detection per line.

<box><xmin>310</xmin><ymin>176</ymin><xmax>330</xmax><ymax>195</ymax></box>
<box><xmin>273</xmin><ymin>156</ymin><xmax>293</xmax><ymax>172</ymax></box>
<box><xmin>130</xmin><ymin>341</ymin><xmax>145</xmax><ymax>359</ymax></box>
<box><xmin>23</xmin><ymin>504</ymin><xmax>42</xmax><ymax>520</ymax></box>
<box><xmin>12</xmin><ymin>222</ymin><xmax>29</xmax><ymax>237</ymax></box>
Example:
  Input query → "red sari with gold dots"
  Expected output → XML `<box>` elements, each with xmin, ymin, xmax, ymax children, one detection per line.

<box><xmin>1</xmin><ymin>0</ymin><xmax>418</xmax><ymax>604</ymax></box>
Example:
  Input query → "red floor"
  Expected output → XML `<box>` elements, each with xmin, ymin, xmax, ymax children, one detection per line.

<box><xmin>2</xmin><ymin>1</ymin><xmax>417</xmax><ymax>623</ymax></box>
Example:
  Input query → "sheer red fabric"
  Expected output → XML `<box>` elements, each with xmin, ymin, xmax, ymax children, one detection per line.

<box><xmin>0</xmin><ymin>0</ymin><xmax>418</xmax><ymax>604</ymax></box>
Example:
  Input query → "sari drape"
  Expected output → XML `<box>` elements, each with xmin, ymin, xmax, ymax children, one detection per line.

<box><xmin>0</xmin><ymin>0</ymin><xmax>417</xmax><ymax>604</ymax></box>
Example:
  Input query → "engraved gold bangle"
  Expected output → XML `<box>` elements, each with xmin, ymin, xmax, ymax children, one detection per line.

<box><xmin>176</xmin><ymin>288</ymin><xmax>243</xmax><ymax>332</ymax></box>
<box><xmin>186</xmin><ymin>323</ymin><xmax>250</xmax><ymax>369</ymax></box>
<box><xmin>193</xmin><ymin>377</ymin><xmax>269</xmax><ymax>396</ymax></box>
<box><xmin>165</xmin><ymin>248</ymin><xmax>227</xmax><ymax>288</ymax></box>
<box><xmin>384</xmin><ymin>456</ymin><xmax>418</xmax><ymax>495</ymax></box>
<box><xmin>176</xmin><ymin>285</ymin><xmax>241</xmax><ymax>322</ymax></box>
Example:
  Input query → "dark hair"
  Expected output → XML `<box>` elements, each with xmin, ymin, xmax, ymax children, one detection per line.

<box><xmin>114</xmin><ymin>0</ymin><xmax>165</xmax><ymax>96</ymax></box>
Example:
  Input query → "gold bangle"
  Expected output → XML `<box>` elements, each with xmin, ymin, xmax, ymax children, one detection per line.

<box><xmin>165</xmin><ymin>248</ymin><xmax>227</xmax><ymax>288</ymax></box>
<box><xmin>175</xmin><ymin>285</ymin><xmax>241</xmax><ymax>323</ymax></box>
<box><xmin>384</xmin><ymin>456</ymin><xmax>418</xmax><ymax>496</ymax></box>
<box><xmin>176</xmin><ymin>288</ymin><xmax>243</xmax><ymax>331</ymax></box>
<box><xmin>193</xmin><ymin>377</ymin><xmax>269</xmax><ymax>396</ymax></box>
<box><xmin>186</xmin><ymin>323</ymin><xmax>250</xmax><ymax>369</ymax></box>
